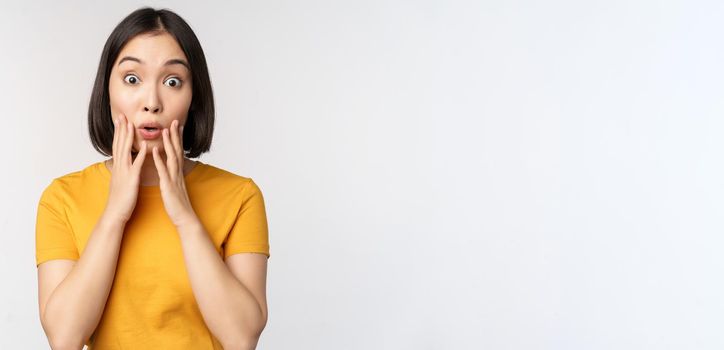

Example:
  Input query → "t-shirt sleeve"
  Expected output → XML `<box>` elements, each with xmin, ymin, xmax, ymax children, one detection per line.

<box><xmin>35</xmin><ymin>179</ymin><xmax>79</xmax><ymax>267</ymax></box>
<box><xmin>223</xmin><ymin>178</ymin><xmax>270</xmax><ymax>259</ymax></box>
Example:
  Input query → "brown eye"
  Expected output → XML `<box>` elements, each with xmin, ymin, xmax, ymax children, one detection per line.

<box><xmin>123</xmin><ymin>74</ymin><xmax>140</xmax><ymax>85</ymax></box>
<box><xmin>164</xmin><ymin>77</ymin><xmax>182</xmax><ymax>88</ymax></box>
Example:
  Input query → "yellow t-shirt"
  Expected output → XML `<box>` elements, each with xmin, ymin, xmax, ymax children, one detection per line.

<box><xmin>35</xmin><ymin>160</ymin><xmax>270</xmax><ymax>349</ymax></box>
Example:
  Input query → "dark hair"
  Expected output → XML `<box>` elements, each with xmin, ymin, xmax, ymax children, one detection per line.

<box><xmin>88</xmin><ymin>7</ymin><xmax>214</xmax><ymax>158</ymax></box>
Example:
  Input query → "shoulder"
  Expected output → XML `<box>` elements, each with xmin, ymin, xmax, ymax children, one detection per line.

<box><xmin>39</xmin><ymin>161</ymin><xmax>104</xmax><ymax>202</ymax></box>
<box><xmin>196</xmin><ymin>162</ymin><xmax>257</xmax><ymax>186</ymax></box>
<box><xmin>192</xmin><ymin>162</ymin><xmax>264</xmax><ymax>197</ymax></box>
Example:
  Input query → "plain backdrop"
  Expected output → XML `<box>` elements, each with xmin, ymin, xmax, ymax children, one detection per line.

<box><xmin>2</xmin><ymin>0</ymin><xmax>723</xmax><ymax>349</ymax></box>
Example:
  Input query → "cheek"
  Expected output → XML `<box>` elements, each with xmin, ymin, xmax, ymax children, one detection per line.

<box><xmin>108</xmin><ymin>83</ymin><xmax>135</xmax><ymax>118</ymax></box>
<box><xmin>166</xmin><ymin>92</ymin><xmax>193</xmax><ymax>123</ymax></box>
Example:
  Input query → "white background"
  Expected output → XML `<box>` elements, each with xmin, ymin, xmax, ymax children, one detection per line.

<box><xmin>1</xmin><ymin>0</ymin><xmax>722</xmax><ymax>349</ymax></box>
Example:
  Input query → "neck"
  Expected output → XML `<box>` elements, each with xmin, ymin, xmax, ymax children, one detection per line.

<box><xmin>108</xmin><ymin>152</ymin><xmax>193</xmax><ymax>187</ymax></box>
<box><xmin>135</xmin><ymin>151</ymin><xmax>166</xmax><ymax>186</ymax></box>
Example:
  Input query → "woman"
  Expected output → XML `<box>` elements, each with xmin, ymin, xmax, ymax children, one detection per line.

<box><xmin>35</xmin><ymin>7</ymin><xmax>270</xmax><ymax>349</ymax></box>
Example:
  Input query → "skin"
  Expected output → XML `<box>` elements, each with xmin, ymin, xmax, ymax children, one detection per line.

<box><xmin>37</xmin><ymin>31</ymin><xmax>268</xmax><ymax>349</ymax></box>
<box><xmin>105</xmin><ymin>31</ymin><xmax>197</xmax><ymax>186</ymax></box>
<box><xmin>105</xmin><ymin>31</ymin><xmax>269</xmax><ymax>346</ymax></box>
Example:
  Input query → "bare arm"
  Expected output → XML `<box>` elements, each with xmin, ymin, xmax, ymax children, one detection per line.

<box><xmin>176</xmin><ymin>218</ymin><xmax>268</xmax><ymax>350</ymax></box>
<box><xmin>38</xmin><ymin>213</ymin><xmax>126</xmax><ymax>349</ymax></box>
<box><xmin>38</xmin><ymin>114</ymin><xmax>148</xmax><ymax>349</ymax></box>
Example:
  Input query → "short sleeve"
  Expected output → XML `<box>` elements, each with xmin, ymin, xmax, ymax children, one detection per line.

<box><xmin>35</xmin><ymin>179</ymin><xmax>79</xmax><ymax>267</ymax></box>
<box><xmin>223</xmin><ymin>178</ymin><xmax>270</xmax><ymax>259</ymax></box>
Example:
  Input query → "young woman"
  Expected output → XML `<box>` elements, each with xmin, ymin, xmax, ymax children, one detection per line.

<box><xmin>35</xmin><ymin>7</ymin><xmax>270</xmax><ymax>349</ymax></box>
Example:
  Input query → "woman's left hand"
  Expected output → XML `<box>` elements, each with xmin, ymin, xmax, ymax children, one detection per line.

<box><xmin>152</xmin><ymin>119</ymin><xmax>198</xmax><ymax>228</ymax></box>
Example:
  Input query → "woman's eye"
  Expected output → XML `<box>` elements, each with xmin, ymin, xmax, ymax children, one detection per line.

<box><xmin>123</xmin><ymin>74</ymin><xmax>140</xmax><ymax>85</ymax></box>
<box><xmin>164</xmin><ymin>77</ymin><xmax>183</xmax><ymax>88</ymax></box>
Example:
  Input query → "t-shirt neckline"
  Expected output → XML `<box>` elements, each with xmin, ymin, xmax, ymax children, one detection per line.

<box><xmin>98</xmin><ymin>159</ymin><xmax>203</xmax><ymax>196</ymax></box>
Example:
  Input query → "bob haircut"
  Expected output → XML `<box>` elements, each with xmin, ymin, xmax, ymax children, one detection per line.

<box><xmin>88</xmin><ymin>7</ymin><xmax>214</xmax><ymax>158</ymax></box>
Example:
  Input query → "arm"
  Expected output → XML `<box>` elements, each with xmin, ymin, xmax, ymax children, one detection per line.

<box><xmin>38</xmin><ymin>213</ymin><xmax>127</xmax><ymax>349</ymax></box>
<box><xmin>176</xmin><ymin>218</ymin><xmax>268</xmax><ymax>350</ymax></box>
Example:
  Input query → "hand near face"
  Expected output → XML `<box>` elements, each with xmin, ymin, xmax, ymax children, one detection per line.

<box><xmin>151</xmin><ymin>119</ymin><xmax>197</xmax><ymax>227</ymax></box>
<box><xmin>105</xmin><ymin>113</ymin><xmax>148</xmax><ymax>224</ymax></box>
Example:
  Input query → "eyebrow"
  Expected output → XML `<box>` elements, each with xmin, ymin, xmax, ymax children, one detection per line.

<box><xmin>117</xmin><ymin>56</ymin><xmax>190</xmax><ymax>71</ymax></box>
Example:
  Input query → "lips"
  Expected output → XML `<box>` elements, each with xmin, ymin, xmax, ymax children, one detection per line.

<box><xmin>137</xmin><ymin>121</ymin><xmax>163</xmax><ymax>140</ymax></box>
<box><xmin>138</xmin><ymin>121</ymin><xmax>163</xmax><ymax>131</ymax></box>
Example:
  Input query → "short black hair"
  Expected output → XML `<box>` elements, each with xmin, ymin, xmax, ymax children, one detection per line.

<box><xmin>88</xmin><ymin>7</ymin><xmax>214</xmax><ymax>158</ymax></box>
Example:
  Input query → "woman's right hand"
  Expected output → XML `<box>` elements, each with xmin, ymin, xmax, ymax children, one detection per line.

<box><xmin>104</xmin><ymin>113</ymin><xmax>148</xmax><ymax>224</ymax></box>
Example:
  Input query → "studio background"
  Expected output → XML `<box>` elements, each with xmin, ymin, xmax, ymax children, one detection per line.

<box><xmin>1</xmin><ymin>0</ymin><xmax>721</xmax><ymax>349</ymax></box>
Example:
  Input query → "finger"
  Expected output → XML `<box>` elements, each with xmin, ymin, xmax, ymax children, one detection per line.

<box><xmin>118</xmin><ymin>114</ymin><xmax>127</xmax><ymax>164</ymax></box>
<box><xmin>132</xmin><ymin>141</ymin><xmax>148</xmax><ymax>173</ymax></box>
<box><xmin>111</xmin><ymin>117</ymin><xmax>119</xmax><ymax>159</ymax></box>
<box><xmin>180</xmin><ymin>124</ymin><xmax>185</xmax><ymax>158</ymax></box>
<box><xmin>124</xmin><ymin>117</ymin><xmax>134</xmax><ymax>166</ymax></box>
<box><xmin>161</xmin><ymin>127</ymin><xmax>177</xmax><ymax>178</ymax></box>
<box><xmin>170</xmin><ymin>120</ymin><xmax>183</xmax><ymax>167</ymax></box>
<box><xmin>152</xmin><ymin>146</ymin><xmax>169</xmax><ymax>182</ymax></box>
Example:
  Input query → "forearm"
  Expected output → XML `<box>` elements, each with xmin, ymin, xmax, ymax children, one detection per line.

<box><xmin>41</xmin><ymin>213</ymin><xmax>126</xmax><ymax>349</ymax></box>
<box><xmin>176</xmin><ymin>218</ymin><xmax>265</xmax><ymax>349</ymax></box>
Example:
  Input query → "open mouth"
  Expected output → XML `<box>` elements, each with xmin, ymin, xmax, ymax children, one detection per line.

<box><xmin>139</xmin><ymin>127</ymin><xmax>162</xmax><ymax>140</ymax></box>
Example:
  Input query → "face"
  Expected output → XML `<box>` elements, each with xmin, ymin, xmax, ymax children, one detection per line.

<box><xmin>108</xmin><ymin>32</ymin><xmax>193</xmax><ymax>154</ymax></box>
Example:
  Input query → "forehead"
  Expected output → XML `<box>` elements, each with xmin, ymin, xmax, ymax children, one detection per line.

<box><xmin>114</xmin><ymin>32</ymin><xmax>188</xmax><ymax>67</ymax></box>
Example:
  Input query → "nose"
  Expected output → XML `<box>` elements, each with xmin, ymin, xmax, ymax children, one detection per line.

<box><xmin>144</xmin><ymin>104</ymin><xmax>160</xmax><ymax>113</ymax></box>
<box><xmin>143</xmin><ymin>86</ymin><xmax>162</xmax><ymax>113</ymax></box>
